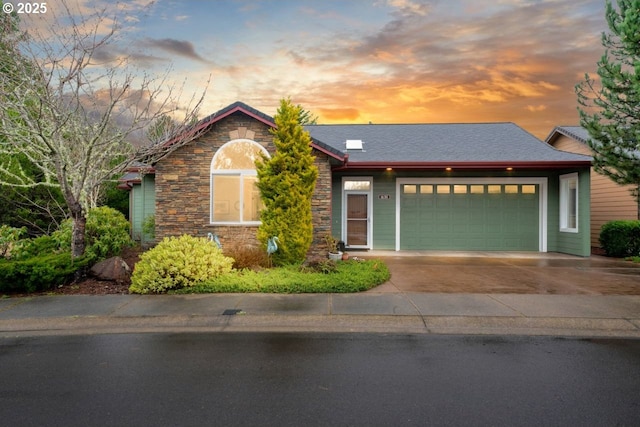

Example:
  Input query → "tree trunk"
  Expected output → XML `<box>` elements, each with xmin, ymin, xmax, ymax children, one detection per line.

<box><xmin>70</xmin><ymin>202</ymin><xmax>86</xmax><ymax>258</ymax></box>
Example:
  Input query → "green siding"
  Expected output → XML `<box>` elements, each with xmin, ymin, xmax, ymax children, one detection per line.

<box><xmin>372</xmin><ymin>174</ymin><xmax>396</xmax><ymax>249</ymax></box>
<box><xmin>548</xmin><ymin>169</ymin><xmax>591</xmax><ymax>257</ymax></box>
<box><xmin>131</xmin><ymin>174</ymin><xmax>155</xmax><ymax>244</ymax></box>
<box><xmin>332</xmin><ymin>168</ymin><xmax>591</xmax><ymax>256</ymax></box>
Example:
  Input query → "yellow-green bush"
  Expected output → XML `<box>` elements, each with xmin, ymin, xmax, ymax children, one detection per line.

<box><xmin>130</xmin><ymin>235</ymin><xmax>234</xmax><ymax>294</ymax></box>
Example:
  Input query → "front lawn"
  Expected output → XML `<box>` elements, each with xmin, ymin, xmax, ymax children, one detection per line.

<box><xmin>171</xmin><ymin>259</ymin><xmax>390</xmax><ymax>294</ymax></box>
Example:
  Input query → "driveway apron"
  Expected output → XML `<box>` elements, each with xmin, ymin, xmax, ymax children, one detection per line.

<box><xmin>366</xmin><ymin>252</ymin><xmax>640</xmax><ymax>295</ymax></box>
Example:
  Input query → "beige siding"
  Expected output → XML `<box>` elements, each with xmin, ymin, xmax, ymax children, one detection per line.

<box><xmin>551</xmin><ymin>135</ymin><xmax>637</xmax><ymax>247</ymax></box>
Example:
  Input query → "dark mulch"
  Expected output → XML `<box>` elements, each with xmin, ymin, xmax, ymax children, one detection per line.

<box><xmin>24</xmin><ymin>246</ymin><xmax>142</xmax><ymax>296</ymax></box>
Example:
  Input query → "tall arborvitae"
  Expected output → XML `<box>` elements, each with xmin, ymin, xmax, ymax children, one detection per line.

<box><xmin>256</xmin><ymin>99</ymin><xmax>318</xmax><ymax>265</ymax></box>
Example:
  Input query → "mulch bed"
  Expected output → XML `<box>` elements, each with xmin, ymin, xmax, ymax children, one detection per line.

<box><xmin>21</xmin><ymin>246</ymin><xmax>143</xmax><ymax>296</ymax></box>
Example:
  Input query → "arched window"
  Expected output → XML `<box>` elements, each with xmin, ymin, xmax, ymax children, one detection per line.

<box><xmin>210</xmin><ymin>139</ymin><xmax>269</xmax><ymax>224</ymax></box>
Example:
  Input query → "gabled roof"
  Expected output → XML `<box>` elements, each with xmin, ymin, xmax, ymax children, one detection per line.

<box><xmin>197</xmin><ymin>101</ymin><xmax>276</xmax><ymax>129</ymax></box>
<box><xmin>544</xmin><ymin>126</ymin><xmax>590</xmax><ymax>145</ymax></box>
<box><xmin>306</xmin><ymin>123</ymin><xmax>592</xmax><ymax>169</ymax></box>
<box><xmin>162</xmin><ymin>101</ymin><xmax>345</xmax><ymax>162</ymax></box>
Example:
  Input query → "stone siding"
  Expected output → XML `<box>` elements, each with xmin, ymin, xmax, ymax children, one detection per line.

<box><xmin>155</xmin><ymin>111</ymin><xmax>332</xmax><ymax>260</ymax></box>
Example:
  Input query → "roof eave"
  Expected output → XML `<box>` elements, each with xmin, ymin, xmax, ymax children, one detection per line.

<box><xmin>332</xmin><ymin>161</ymin><xmax>592</xmax><ymax>171</ymax></box>
<box><xmin>310</xmin><ymin>137</ymin><xmax>346</xmax><ymax>162</ymax></box>
<box><xmin>124</xmin><ymin>166</ymin><xmax>156</xmax><ymax>174</ymax></box>
<box><xmin>161</xmin><ymin>102</ymin><xmax>277</xmax><ymax>149</ymax></box>
<box><xmin>545</xmin><ymin>126</ymin><xmax>588</xmax><ymax>146</ymax></box>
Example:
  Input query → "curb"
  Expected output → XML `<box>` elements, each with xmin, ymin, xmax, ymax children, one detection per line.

<box><xmin>2</xmin><ymin>314</ymin><xmax>639</xmax><ymax>338</ymax></box>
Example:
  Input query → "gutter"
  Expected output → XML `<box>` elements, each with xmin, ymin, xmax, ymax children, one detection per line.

<box><xmin>331</xmin><ymin>160</ymin><xmax>592</xmax><ymax>171</ymax></box>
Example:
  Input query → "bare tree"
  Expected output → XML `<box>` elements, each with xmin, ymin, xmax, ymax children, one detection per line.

<box><xmin>0</xmin><ymin>1</ymin><xmax>209</xmax><ymax>257</ymax></box>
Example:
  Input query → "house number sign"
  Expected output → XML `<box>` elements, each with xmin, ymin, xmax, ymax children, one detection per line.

<box><xmin>378</xmin><ymin>194</ymin><xmax>391</xmax><ymax>199</ymax></box>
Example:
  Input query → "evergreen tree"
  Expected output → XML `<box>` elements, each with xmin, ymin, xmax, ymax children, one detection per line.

<box><xmin>576</xmin><ymin>0</ymin><xmax>640</xmax><ymax>217</ymax></box>
<box><xmin>256</xmin><ymin>99</ymin><xmax>318</xmax><ymax>265</ymax></box>
<box><xmin>297</xmin><ymin>105</ymin><xmax>318</xmax><ymax>125</ymax></box>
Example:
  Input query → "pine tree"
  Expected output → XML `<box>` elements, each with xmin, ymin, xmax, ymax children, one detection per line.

<box><xmin>576</xmin><ymin>0</ymin><xmax>640</xmax><ymax>217</ymax></box>
<box><xmin>256</xmin><ymin>99</ymin><xmax>318</xmax><ymax>265</ymax></box>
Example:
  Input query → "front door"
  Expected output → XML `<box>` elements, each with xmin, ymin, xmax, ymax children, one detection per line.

<box><xmin>346</xmin><ymin>193</ymin><xmax>369</xmax><ymax>247</ymax></box>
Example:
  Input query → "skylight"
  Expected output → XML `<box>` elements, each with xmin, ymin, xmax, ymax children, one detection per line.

<box><xmin>345</xmin><ymin>139</ymin><xmax>364</xmax><ymax>150</ymax></box>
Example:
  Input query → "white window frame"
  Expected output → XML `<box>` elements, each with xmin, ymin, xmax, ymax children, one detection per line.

<box><xmin>210</xmin><ymin>139</ymin><xmax>269</xmax><ymax>225</ymax></box>
<box><xmin>559</xmin><ymin>173</ymin><xmax>579</xmax><ymax>233</ymax></box>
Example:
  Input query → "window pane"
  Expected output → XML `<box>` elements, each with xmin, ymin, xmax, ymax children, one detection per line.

<box><xmin>344</xmin><ymin>181</ymin><xmax>371</xmax><ymax>190</ymax></box>
<box><xmin>488</xmin><ymin>185</ymin><xmax>502</xmax><ymax>194</ymax></box>
<box><xmin>470</xmin><ymin>185</ymin><xmax>485</xmax><ymax>194</ymax></box>
<box><xmin>212</xmin><ymin>140</ymin><xmax>265</xmax><ymax>170</ymax></box>
<box><xmin>505</xmin><ymin>185</ymin><xmax>518</xmax><ymax>194</ymax></box>
<box><xmin>437</xmin><ymin>185</ymin><xmax>450</xmax><ymax>194</ymax></box>
<box><xmin>453</xmin><ymin>185</ymin><xmax>467</xmax><ymax>194</ymax></box>
<box><xmin>243</xmin><ymin>176</ymin><xmax>262</xmax><ymax>221</ymax></box>
<box><xmin>568</xmin><ymin>182</ymin><xmax>577</xmax><ymax>229</ymax></box>
<box><xmin>403</xmin><ymin>185</ymin><xmax>417</xmax><ymax>194</ymax></box>
<box><xmin>522</xmin><ymin>185</ymin><xmax>536</xmax><ymax>194</ymax></box>
<box><xmin>420</xmin><ymin>185</ymin><xmax>433</xmax><ymax>194</ymax></box>
<box><xmin>212</xmin><ymin>175</ymin><xmax>240</xmax><ymax>222</ymax></box>
<box><xmin>560</xmin><ymin>175</ymin><xmax>578</xmax><ymax>231</ymax></box>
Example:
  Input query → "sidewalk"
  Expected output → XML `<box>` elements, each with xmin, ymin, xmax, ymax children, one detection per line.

<box><xmin>1</xmin><ymin>292</ymin><xmax>639</xmax><ymax>337</ymax></box>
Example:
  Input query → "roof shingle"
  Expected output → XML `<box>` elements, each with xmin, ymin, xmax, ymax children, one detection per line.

<box><xmin>306</xmin><ymin>123</ymin><xmax>592</xmax><ymax>164</ymax></box>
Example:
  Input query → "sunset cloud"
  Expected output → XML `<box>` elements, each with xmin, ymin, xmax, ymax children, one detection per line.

<box><xmin>19</xmin><ymin>0</ymin><xmax>607</xmax><ymax>139</ymax></box>
<box><xmin>140</xmin><ymin>38</ymin><xmax>211</xmax><ymax>64</ymax></box>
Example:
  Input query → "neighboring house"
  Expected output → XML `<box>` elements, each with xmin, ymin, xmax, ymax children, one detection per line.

<box><xmin>545</xmin><ymin>126</ymin><xmax>637</xmax><ymax>250</ymax></box>
<box><xmin>121</xmin><ymin>101</ymin><xmax>593</xmax><ymax>257</ymax></box>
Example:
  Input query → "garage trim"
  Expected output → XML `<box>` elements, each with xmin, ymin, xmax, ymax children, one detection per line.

<box><xmin>395</xmin><ymin>177</ymin><xmax>548</xmax><ymax>252</ymax></box>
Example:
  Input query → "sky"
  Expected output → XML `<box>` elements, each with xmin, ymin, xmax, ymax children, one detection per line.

<box><xmin>18</xmin><ymin>0</ymin><xmax>608</xmax><ymax>139</ymax></box>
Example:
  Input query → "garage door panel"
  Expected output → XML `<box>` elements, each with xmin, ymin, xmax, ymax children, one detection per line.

<box><xmin>400</xmin><ymin>182</ymin><xmax>539</xmax><ymax>251</ymax></box>
<box><xmin>452</xmin><ymin>197</ymin><xmax>468</xmax><ymax>209</ymax></box>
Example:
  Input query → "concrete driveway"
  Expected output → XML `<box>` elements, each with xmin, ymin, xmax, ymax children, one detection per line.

<box><xmin>366</xmin><ymin>251</ymin><xmax>640</xmax><ymax>295</ymax></box>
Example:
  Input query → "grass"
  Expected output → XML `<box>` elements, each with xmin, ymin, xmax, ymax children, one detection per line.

<box><xmin>171</xmin><ymin>259</ymin><xmax>390</xmax><ymax>294</ymax></box>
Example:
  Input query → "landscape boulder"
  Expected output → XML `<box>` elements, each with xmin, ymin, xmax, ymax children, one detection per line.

<box><xmin>89</xmin><ymin>256</ymin><xmax>131</xmax><ymax>282</ymax></box>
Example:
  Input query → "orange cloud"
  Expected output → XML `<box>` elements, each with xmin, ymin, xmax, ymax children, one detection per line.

<box><xmin>527</xmin><ymin>105</ymin><xmax>547</xmax><ymax>113</ymax></box>
<box><xmin>318</xmin><ymin>108</ymin><xmax>361</xmax><ymax>121</ymax></box>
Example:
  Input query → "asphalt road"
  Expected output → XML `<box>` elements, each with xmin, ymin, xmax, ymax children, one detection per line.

<box><xmin>1</xmin><ymin>333</ymin><xmax>639</xmax><ymax>426</ymax></box>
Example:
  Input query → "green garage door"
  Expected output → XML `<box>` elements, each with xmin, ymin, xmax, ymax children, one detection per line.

<box><xmin>400</xmin><ymin>183</ymin><xmax>539</xmax><ymax>251</ymax></box>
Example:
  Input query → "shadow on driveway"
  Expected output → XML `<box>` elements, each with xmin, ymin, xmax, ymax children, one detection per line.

<box><xmin>365</xmin><ymin>251</ymin><xmax>640</xmax><ymax>295</ymax></box>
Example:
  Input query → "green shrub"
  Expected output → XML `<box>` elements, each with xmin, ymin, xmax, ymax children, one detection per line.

<box><xmin>13</xmin><ymin>235</ymin><xmax>63</xmax><ymax>259</ymax></box>
<box><xmin>142</xmin><ymin>214</ymin><xmax>155</xmax><ymax>239</ymax></box>
<box><xmin>0</xmin><ymin>225</ymin><xmax>26</xmax><ymax>258</ymax></box>
<box><xmin>600</xmin><ymin>220</ymin><xmax>640</xmax><ymax>257</ymax></box>
<box><xmin>299</xmin><ymin>259</ymin><xmax>338</xmax><ymax>274</ymax></box>
<box><xmin>0</xmin><ymin>252</ymin><xmax>91</xmax><ymax>293</ymax></box>
<box><xmin>85</xmin><ymin>207</ymin><xmax>132</xmax><ymax>259</ymax></box>
<box><xmin>130</xmin><ymin>235</ymin><xmax>234</xmax><ymax>294</ymax></box>
<box><xmin>175</xmin><ymin>259</ymin><xmax>390</xmax><ymax>294</ymax></box>
<box><xmin>51</xmin><ymin>206</ymin><xmax>132</xmax><ymax>260</ymax></box>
